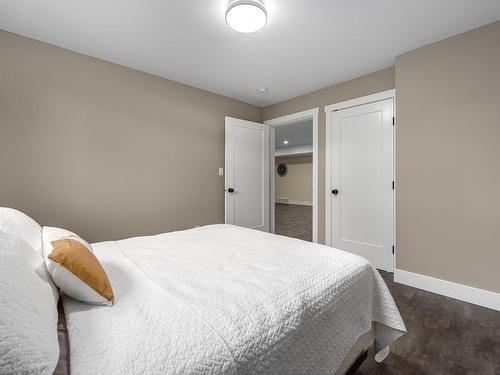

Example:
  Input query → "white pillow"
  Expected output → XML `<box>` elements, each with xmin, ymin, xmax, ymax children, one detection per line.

<box><xmin>0</xmin><ymin>208</ymin><xmax>59</xmax><ymax>306</ymax></box>
<box><xmin>43</xmin><ymin>227</ymin><xmax>115</xmax><ymax>306</ymax></box>
<box><xmin>0</xmin><ymin>207</ymin><xmax>44</xmax><ymax>255</ymax></box>
<box><xmin>0</xmin><ymin>231</ymin><xmax>60</xmax><ymax>375</ymax></box>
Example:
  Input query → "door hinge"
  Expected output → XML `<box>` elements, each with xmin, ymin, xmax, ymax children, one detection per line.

<box><xmin>392</xmin><ymin>181</ymin><xmax>395</xmax><ymax>190</ymax></box>
<box><xmin>392</xmin><ymin>117</ymin><xmax>395</xmax><ymax>126</ymax></box>
<box><xmin>392</xmin><ymin>245</ymin><xmax>395</xmax><ymax>254</ymax></box>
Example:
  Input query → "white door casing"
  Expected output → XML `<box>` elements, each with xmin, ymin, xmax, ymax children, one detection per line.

<box><xmin>264</xmin><ymin>108</ymin><xmax>319</xmax><ymax>243</ymax></box>
<box><xmin>325</xmin><ymin>93</ymin><xmax>394</xmax><ymax>271</ymax></box>
<box><xmin>225</xmin><ymin>117</ymin><xmax>270</xmax><ymax>231</ymax></box>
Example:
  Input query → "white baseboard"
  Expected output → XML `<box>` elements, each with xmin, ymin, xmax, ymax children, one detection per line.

<box><xmin>275</xmin><ymin>197</ymin><xmax>289</xmax><ymax>204</ymax></box>
<box><xmin>394</xmin><ymin>269</ymin><xmax>500</xmax><ymax>312</ymax></box>
<box><xmin>275</xmin><ymin>198</ymin><xmax>312</xmax><ymax>206</ymax></box>
<box><xmin>288</xmin><ymin>200</ymin><xmax>312</xmax><ymax>206</ymax></box>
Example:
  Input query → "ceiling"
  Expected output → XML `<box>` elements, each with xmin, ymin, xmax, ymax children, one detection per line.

<box><xmin>1</xmin><ymin>1</ymin><xmax>500</xmax><ymax>106</ymax></box>
<box><xmin>275</xmin><ymin>119</ymin><xmax>312</xmax><ymax>149</ymax></box>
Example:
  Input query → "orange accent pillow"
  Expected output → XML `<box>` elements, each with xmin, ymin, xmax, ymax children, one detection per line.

<box><xmin>47</xmin><ymin>239</ymin><xmax>114</xmax><ymax>306</ymax></box>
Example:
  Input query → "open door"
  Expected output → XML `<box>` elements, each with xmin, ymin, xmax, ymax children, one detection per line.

<box><xmin>225</xmin><ymin>117</ymin><xmax>270</xmax><ymax>232</ymax></box>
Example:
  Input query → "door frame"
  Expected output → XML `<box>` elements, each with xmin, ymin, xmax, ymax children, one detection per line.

<box><xmin>324</xmin><ymin>89</ymin><xmax>396</xmax><ymax>269</ymax></box>
<box><xmin>264</xmin><ymin>108</ymin><xmax>319</xmax><ymax>243</ymax></box>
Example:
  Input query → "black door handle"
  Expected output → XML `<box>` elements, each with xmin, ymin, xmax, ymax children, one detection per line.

<box><xmin>227</xmin><ymin>188</ymin><xmax>234</xmax><ymax>193</ymax></box>
<box><xmin>332</xmin><ymin>189</ymin><xmax>339</xmax><ymax>195</ymax></box>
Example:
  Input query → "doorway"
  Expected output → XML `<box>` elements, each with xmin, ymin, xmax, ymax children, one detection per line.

<box><xmin>265</xmin><ymin>108</ymin><xmax>319</xmax><ymax>243</ymax></box>
<box><xmin>325</xmin><ymin>90</ymin><xmax>395</xmax><ymax>271</ymax></box>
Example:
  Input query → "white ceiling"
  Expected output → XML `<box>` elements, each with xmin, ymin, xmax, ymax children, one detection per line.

<box><xmin>275</xmin><ymin>119</ymin><xmax>312</xmax><ymax>149</ymax></box>
<box><xmin>1</xmin><ymin>1</ymin><xmax>500</xmax><ymax>106</ymax></box>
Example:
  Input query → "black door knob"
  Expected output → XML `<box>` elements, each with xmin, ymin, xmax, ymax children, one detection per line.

<box><xmin>227</xmin><ymin>188</ymin><xmax>234</xmax><ymax>193</ymax></box>
<box><xmin>332</xmin><ymin>189</ymin><xmax>339</xmax><ymax>195</ymax></box>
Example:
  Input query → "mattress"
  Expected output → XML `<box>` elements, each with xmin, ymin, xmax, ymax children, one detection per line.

<box><xmin>63</xmin><ymin>224</ymin><xmax>406</xmax><ymax>374</ymax></box>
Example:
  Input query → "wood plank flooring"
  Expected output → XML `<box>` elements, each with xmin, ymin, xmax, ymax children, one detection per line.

<box><xmin>274</xmin><ymin>203</ymin><xmax>312</xmax><ymax>241</ymax></box>
<box><xmin>357</xmin><ymin>270</ymin><xmax>500</xmax><ymax>374</ymax></box>
<box><xmin>274</xmin><ymin>203</ymin><xmax>500</xmax><ymax>374</ymax></box>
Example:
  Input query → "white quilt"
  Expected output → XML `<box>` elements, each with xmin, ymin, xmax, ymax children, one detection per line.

<box><xmin>63</xmin><ymin>224</ymin><xmax>406</xmax><ymax>375</ymax></box>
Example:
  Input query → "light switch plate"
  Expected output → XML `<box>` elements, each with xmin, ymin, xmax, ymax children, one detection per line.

<box><xmin>218</xmin><ymin>167</ymin><xmax>224</xmax><ymax>176</ymax></box>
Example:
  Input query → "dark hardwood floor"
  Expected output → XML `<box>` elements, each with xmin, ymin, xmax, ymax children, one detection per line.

<box><xmin>357</xmin><ymin>271</ymin><xmax>500</xmax><ymax>374</ymax></box>
<box><xmin>275</xmin><ymin>203</ymin><xmax>312</xmax><ymax>241</ymax></box>
<box><xmin>274</xmin><ymin>203</ymin><xmax>500</xmax><ymax>374</ymax></box>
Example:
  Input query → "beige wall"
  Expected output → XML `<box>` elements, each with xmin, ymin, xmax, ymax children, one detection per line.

<box><xmin>2</xmin><ymin>21</ymin><xmax>499</xmax><ymax>295</ymax></box>
<box><xmin>396</xmin><ymin>21</ymin><xmax>500</xmax><ymax>293</ymax></box>
<box><xmin>263</xmin><ymin>67</ymin><xmax>396</xmax><ymax>243</ymax></box>
<box><xmin>0</xmin><ymin>30</ymin><xmax>261</xmax><ymax>243</ymax></box>
<box><xmin>275</xmin><ymin>155</ymin><xmax>312</xmax><ymax>203</ymax></box>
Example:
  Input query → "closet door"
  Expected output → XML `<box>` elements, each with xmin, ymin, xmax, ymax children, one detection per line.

<box><xmin>329</xmin><ymin>99</ymin><xmax>394</xmax><ymax>271</ymax></box>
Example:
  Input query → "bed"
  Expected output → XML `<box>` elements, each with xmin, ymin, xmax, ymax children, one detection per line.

<box><xmin>0</xmin><ymin>209</ymin><xmax>406</xmax><ymax>374</ymax></box>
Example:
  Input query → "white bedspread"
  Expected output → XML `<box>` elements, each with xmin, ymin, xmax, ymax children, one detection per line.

<box><xmin>63</xmin><ymin>224</ymin><xmax>405</xmax><ymax>375</ymax></box>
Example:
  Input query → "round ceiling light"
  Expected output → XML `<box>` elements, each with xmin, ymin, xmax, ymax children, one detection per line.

<box><xmin>226</xmin><ymin>0</ymin><xmax>267</xmax><ymax>33</ymax></box>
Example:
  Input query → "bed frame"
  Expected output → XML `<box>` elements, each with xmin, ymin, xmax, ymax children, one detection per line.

<box><xmin>345</xmin><ymin>350</ymin><xmax>368</xmax><ymax>375</ymax></box>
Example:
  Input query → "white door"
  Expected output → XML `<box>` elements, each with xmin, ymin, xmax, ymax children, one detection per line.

<box><xmin>225</xmin><ymin>117</ymin><xmax>270</xmax><ymax>232</ymax></box>
<box><xmin>329</xmin><ymin>99</ymin><xmax>394</xmax><ymax>271</ymax></box>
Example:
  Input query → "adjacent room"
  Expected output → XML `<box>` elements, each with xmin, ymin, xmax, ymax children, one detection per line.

<box><xmin>1</xmin><ymin>1</ymin><xmax>500</xmax><ymax>375</ymax></box>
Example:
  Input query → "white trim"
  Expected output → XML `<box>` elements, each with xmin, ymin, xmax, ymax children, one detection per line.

<box><xmin>392</xmin><ymin>94</ymin><xmax>397</xmax><ymax>273</ymax></box>
<box><xmin>264</xmin><ymin>108</ymin><xmax>319</xmax><ymax>126</ymax></box>
<box><xmin>275</xmin><ymin>196</ymin><xmax>288</xmax><ymax>204</ymax></box>
<box><xmin>275</xmin><ymin>145</ymin><xmax>312</xmax><ymax>157</ymax></box>
<box><xmin>395</xmin><ymin>269</ymin><xmax>500</xmax><ymax>312</ymax></box>
<box><xmin>270</xmin><ymin>126</ymin><xmax>276</xmax><ymax>232</ymax></box>
<box><xmin>325</xmin><ymin>90</ymin><xmax>396</xmax><ymax>270</ymax></box>
<box><xmin>275</xmin><ymin>198</ymin><xmax>312</xmax><ymax>207</ymax></box>
<box><xmin>288</xmin><ymin>200</ymin><xmax>312</xmax><ymax>206</ymax></box>
<box><xmin>324</xmin><ymin>89</ymin><xmax>396</xmax><ymax>113</ymax></box>
<box><xmin>312</xmin><ymin>112</ymin><xmax>319</xmax><ymax>241</ymax></box>
<box><xmin>264</xmin><ymin>108</ymin><xmax>319</xmax><ymax>243</ymax></box>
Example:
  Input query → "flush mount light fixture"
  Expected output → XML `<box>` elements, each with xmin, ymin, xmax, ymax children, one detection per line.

<box><xmin>283</xmin><ymin>140</ymin><xmax>289</xmax><ymax>145</ymax></box>
<box><xmin>226</xmin><ymin>0</ymin><xmax>267</xmax><ymax>33</ymax></box>
<box><xmin>256</xmin><ymin>87</ymin><xmax>268</xmax><ymax>93</ymax></box>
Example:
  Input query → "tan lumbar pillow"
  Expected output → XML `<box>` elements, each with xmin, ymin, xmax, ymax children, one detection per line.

<box><xmin>43</xmin><ymin>227</ymin><xmax>114</xmax><ymax>306</ymax></box>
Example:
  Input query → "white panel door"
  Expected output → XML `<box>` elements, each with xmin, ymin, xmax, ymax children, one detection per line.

<box><xmin>330</xmin><ymin>99</ymin><xmax>394</xmax><ymax>271</ymax></box>
<box><xmin>225</xmin><ymin>117</ymin><xmax>270</xmax><ymax>232</ymax></box>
